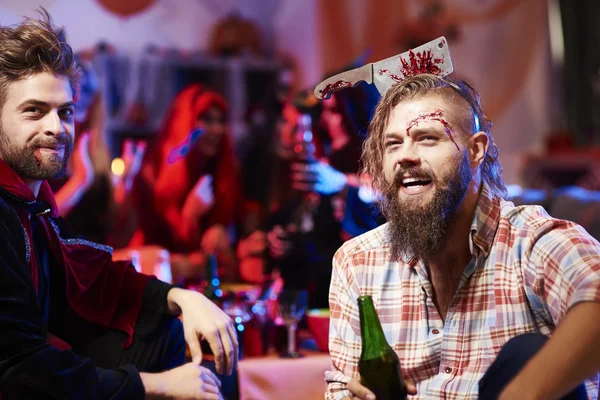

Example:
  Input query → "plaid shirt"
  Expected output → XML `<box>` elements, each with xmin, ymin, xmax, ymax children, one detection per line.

<box><xmin>326</xmin><ymin>183</ymin><xmax>600</xmax><ymax>399</ymax></box>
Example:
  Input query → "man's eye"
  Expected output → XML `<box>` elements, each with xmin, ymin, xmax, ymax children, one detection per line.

<box><xmin>60</xmin><ymin>108</ymin><xmax>74</xmax><ymax>117</ymax></box>
<box><xmin>420</xmin><ymin>136</ymin><xmax>437</xmax><ymax>142</ymax></box>
<box><xmin>25</xmin><ymin>107</ymin><xmax>42</xmax><ymax>114</ymax></box>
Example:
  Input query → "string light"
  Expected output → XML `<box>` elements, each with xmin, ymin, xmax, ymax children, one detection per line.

<box><xmin>111</xmin><ymin>157</ymin><xmax>125</xmax><ymax>177</ymax></box>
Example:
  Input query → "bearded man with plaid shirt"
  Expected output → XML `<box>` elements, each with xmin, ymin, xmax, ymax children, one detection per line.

<box><xmin>325</xmin><ymin>74</ymin><xmax>600</xmax><ymax>400</ymax></box>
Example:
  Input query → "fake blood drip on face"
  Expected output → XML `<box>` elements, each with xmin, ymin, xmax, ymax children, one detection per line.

<box><xmin>406</xmin><ymin>110</ymin><xmax>460</xmax><ymax>150</ymax></box>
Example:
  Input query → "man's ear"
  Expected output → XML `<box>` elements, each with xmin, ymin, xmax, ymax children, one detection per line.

<box><xmin>468</xmin><ymin>132</ymin><xmax>489</xmax><ymax>168</ymax></box>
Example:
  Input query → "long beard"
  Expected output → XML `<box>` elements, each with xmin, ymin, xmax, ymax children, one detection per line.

<box><xmin>0</xmin><ymin>128</ymin><xmax>72</xmax><ymax>182</ymax></box>
<box><xmin>381</xmin><ymin>151</ymin><xmax>472</xmax><ymax>263</ymax></box>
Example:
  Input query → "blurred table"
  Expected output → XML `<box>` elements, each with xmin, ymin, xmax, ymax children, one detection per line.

<box><xmin>182</xmin><ymin>281</ymin><xmax>330</xmax><ymax>399</ymax></box>
<box><xmin>238</xmin><ymin>351</ymin><xmax>330</xmax><ymax>400</ymax></box>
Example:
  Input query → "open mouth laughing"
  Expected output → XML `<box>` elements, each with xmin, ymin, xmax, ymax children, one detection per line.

<box><xmin>399</xmin><ymin>176</ymin><xmax>434</xmax><ymax>195</ymax></box>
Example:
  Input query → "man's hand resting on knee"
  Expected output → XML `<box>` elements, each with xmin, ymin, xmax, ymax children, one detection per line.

<box><xmin>141</xmin><ymin>363</ymin><xmax>223</xmax><ymax>399</ymax></box>
<box><xmin>166</xmin><ymin>288</ymin><xmax>238</xmax><ymax>375</ymax></box>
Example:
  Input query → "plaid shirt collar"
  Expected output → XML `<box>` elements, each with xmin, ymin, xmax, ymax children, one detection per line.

<box><xmin>469</xmin><ymin>182</ymin><xmax>502</xmax><ymax>259</ymax></box>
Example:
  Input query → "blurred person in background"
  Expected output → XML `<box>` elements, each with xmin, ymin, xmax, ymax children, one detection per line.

<box><xmin>130</xmin><ymin>84</ymin><xmax>241</xmax><ymax>284</ymax></box>
<box><xmin>238</xmin><ymin>86</ymin><xmax>383</xmax><ymax>308</ymax></box>
<box><xmin>275</xmin><ymin>91</ymin><xmax>383</xmax><ymax>309</ymax></box>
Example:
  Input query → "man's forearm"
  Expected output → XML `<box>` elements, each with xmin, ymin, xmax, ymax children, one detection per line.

<box><xmin>500</xmin><ymin>301</ymin><xmax>600</xmax><ymax>400</ymax></box>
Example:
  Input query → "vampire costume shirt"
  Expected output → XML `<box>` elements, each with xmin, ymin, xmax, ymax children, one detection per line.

<box><xmin>0</xmin><ymin>159</ymin><xmax>174</xmax><ymax>399</ymax></box>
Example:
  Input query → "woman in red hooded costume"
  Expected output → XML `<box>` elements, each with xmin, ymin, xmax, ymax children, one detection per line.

<box><xmin>130</xmin><ymin>84</ymin><xmax>240</xmax><ymax>283</ymax></box>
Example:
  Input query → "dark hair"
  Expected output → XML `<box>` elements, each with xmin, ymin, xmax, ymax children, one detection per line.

<box><xmin>362</xmin><ymin>73</ymin><xmax>507</xmax><ymax>199</ymax></box>
<box><xmin>0</xmin><ymin>8</ymin><xmax>81</xmax><ymax>105</ymax></box>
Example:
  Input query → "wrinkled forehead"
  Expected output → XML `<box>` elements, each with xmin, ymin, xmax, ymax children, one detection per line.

<box><xmin>405</xmin><ymin>88</ymin><xmax>478</xmax><ymax>133</ymax></box>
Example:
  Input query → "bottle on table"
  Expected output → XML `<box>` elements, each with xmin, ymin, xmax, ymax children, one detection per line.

<box><xmin>203</xmin><ymin>253</ymin><xmax>222</xmax><ymax>301</ymax></box>
<box><xmin>200</xmin><ymin>254</ymin><xmax>225</xmax><ymax>357</ymax></box>
<box><xmin>357</xmin><ymin>295</ymin><xmax>407</xmax><ymax>400</ymax></box>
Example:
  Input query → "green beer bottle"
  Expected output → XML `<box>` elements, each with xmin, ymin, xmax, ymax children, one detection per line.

<box><xmin>358</xmin><ymin>295</ymin><xmax>407</xmax><ymax>400</ymax></box>
<box><xmin>203</xmin><ymin>254</ymin><xmax>222</xmax><ymax>301</ymax></box>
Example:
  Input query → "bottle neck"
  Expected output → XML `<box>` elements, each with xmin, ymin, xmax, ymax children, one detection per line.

<box><xmin>358</xmin><ymin>296</ymin><xmax>389</xmax><ymax>360</ymax></box>
<box><xmin>294</xmin><ymin>114</ymin><xmax>316</xmax><ymax>164</ymax></box>
<box><xmin>203</xmin><ymin>254</ymin><xmax>222</xmax><ymax>299</ymax></box>
<box><xmin>205</xmin><ymin>255</ymin><xmax>220</xmax><ymax>283</ymax></box>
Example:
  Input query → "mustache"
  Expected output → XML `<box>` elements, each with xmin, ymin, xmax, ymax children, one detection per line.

<box><xmin>30</xmin><ymin>137</ymin><xmax>70</xmax><ymax>148</ymax></box>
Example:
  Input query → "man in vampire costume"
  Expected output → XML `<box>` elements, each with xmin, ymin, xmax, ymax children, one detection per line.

<box><xmin>0</xmin><ymin>10</ymin><xmax>237</xmax><ymax>400</ymax></box>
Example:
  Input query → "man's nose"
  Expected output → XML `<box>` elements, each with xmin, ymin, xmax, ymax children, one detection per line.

<box><xmin>42</xmin><ymin>111</ymin><xmax>64</xmax><ymax>137</ymax></box>
<box><xmin>397</xmin><ymin>142</ymin><xmax>420</xmax><ymax>167</ymax></box>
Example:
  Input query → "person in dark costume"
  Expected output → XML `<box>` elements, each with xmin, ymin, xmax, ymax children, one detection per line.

<box><xmin>0</xmin><ymin>9</ymin><xmax>237</xmax><ymax>400</ymax></box>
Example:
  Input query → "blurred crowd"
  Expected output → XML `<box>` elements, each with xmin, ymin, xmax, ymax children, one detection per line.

<box><xmin>56</xmin><ymin>54</ymin><xmax>385</xmax><ymax>310</ymax></box>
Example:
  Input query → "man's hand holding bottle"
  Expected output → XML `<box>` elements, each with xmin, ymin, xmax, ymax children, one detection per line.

<box><xmin>345</xmin><ymin>378</ymin><xmax>417</xmax><ymax>400</ymax></box>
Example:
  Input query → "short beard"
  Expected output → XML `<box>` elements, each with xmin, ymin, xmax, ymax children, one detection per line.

<box><xmin>0</xmin><ymin>128</ymin><xmax>71</xmax><ymax>182</ymax></box>
<box><xmin>381</xmin><ymin>151</ymin><xmax>472</xmax><ymax>263</ymax></box>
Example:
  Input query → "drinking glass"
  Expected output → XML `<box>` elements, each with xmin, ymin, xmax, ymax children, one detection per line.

<box><xmin>278</xmin><ymin>289</ymin><xmax>308</xmax><ymax>358</ymax></box>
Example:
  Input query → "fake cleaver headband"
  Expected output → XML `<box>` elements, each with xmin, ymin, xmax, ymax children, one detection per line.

<box><xmin>314</xmin><ymin>37</ymin><xmax>480</xmax><ymax>132</ymax></box>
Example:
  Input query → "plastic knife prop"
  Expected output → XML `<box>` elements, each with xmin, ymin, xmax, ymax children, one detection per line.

<box><xmin>314</xmin><ymin>36</ymin><xmax>454</xmax><ymax>99</ymax></box>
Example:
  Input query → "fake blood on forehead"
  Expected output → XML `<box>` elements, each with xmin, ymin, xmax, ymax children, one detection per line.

<box><xmin>405</xmin><ymin>110</ymin><xmax>460</xmax><ymax>150</ymax></box>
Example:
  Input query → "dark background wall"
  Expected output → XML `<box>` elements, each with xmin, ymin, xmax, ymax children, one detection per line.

<box><xmin>560</xmin><ymin>0</ymin><xmax>600</xmax><ymax>146</ymax></box>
